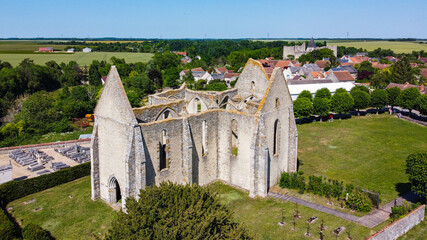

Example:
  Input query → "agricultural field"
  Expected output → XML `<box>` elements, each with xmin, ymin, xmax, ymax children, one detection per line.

<box><xmin>0</xmin><ymin>41</ymin><xmax>46</xmax><ymax>53</ymax></box>
<box><xmin>327</xmin><ymin>40</ymin><xmax>427</xmax><ymax>53</ymax></box>
<box><xmin>8</xmin><ymin>177</ymin><xmax>383</xmax><ymax>240</ymax></box>
<box><xmin>0</xmin><ymin>52</ymin><xmax>154</xmax><ymax>66</ymax></box>
<box><xmin>297</xmin><ymin>114</ymin><xmax>427</xmax><ymax>204</ymax></box>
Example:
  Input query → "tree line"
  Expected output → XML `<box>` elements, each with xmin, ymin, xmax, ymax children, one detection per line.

<box><xmin>293</xmin><ymin>85</ymin><xmax>426</xmax><ymax>119</ymax></box>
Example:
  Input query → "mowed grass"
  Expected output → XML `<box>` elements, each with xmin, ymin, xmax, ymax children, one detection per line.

<box><xmin>297</xmin><ymin>114</ymin><xmax>427</xmax><ymax>204</ymax></box>
<box><xmin>8</xmin><ymin>176</ymin><xmax>116</xmax><ymax>240</ymax></box>
<box><xmin>0</xmin><ymin>52</ymin><xmax>154</xmax><ymax>66</ymax></box>
<box><xmin>8</xmin><ymin>176</ymin><xmax>380</xmax><ymax>240</ymax></box>
<box><xmin>213</xmin><ymin>182</ymin><xmax>381</xmax><ymax>240</ymax></box>
<box><xmin>328</xmin><ymin>40</ymin><xmax>427</xmax><ymax>53</ymax></box>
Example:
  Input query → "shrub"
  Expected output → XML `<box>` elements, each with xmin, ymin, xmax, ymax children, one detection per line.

<box><xmin>105</xmin><ymin>182</ymin><xmax>252</xmax><ymax>239</ymax></box>
<box><xmin>335</xmin><ymin>88</ymin><xmax>348</xmax><ymax>95</ymax></box>
<box><xmin>350</xmin><ymin>85</ymin><xmax>370</xmax><ymax>95</ymax></box>
<box><xmin>406</xmin><ymin>151</ymin><xmax>427</xmax><ymax>198</ymax></box>
<box><xmin>279</xmin><ymin>172</ymin><xmax>305</xmax><ymax>192</ymax></box>
<box><xmin>22</xmin><ymin>224</ymin><xmax>54</xmax><ymax>240</ymax></box>
<box><xmin>390</xmin><ymin>201</ymin><xmax>414</xmax><ymax>221</ymax></box>
<box><xmin>0</xmin><ymin>209</ymin><xmax>16</xmax><ymax>240</ymax></box>
<box><xmin>346</xmin><ymin>188</ymin><xmax>372</xmax><ymax>212</ymax></box>
<box><xmin>0</xmin><ymin>162</ymin><xmax>90</xmax><ymax>208</ymax></box>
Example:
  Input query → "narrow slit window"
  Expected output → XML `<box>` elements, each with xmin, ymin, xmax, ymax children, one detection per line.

<box><xmin>231</xmin><ymin>119</ymin><xmax>238</xmax><ymax>156</ymax></box>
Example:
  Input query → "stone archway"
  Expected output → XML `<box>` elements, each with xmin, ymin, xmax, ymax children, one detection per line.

<box><xmin>108</xmin><ymin>176</ymin><xmax>121</xmax><ymax>203</ymax></box>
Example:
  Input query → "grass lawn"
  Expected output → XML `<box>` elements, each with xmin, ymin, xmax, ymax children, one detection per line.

<box><xmin>8</xmin><ymin>176</ymin><xmax>116</xmax><ymax>240</ymax></box>
<box><xmin>8</xmin><ymin>176</ymin><xmax>383</xmax><ymax>240</ymax></box>
<box><xmin>327</xmin><ymin>40</ymin><xmax>427</xmax><ymax>53</ymax></box>
<box><xmin>297</xmin><ymin>114</ymin><xmax>427</xmax><ymax>204</ymax></box>
<box><xmin>213</xmin><ymin>182</ymin><xmax>385</xmax><ymax>239</ymax></box>
<box><xmin>0</xmin><ymin>52</ymin><xmax>153</xmax><ymax>66</ymax></box>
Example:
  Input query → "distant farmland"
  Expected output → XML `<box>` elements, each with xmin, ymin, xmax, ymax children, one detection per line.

<box><xmin>0</xmin><ymin>52</ymin><xmax>154</xmax><ymax>66</ymax></box>
<box><xmin>327</xmin><ymin>40</ymin><xmax>427</xmax><ymax>53</ymax></box>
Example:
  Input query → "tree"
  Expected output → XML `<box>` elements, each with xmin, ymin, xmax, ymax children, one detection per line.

<box><xmin>370</xmin><ymin>89</ymin><xmax>388</xmax><ymax>113</ymax></box>
<box><xmin>313</xmin><ymin>97</ymin><xmax>330</xmax><ymax>116</ymax></box>
<box><xmin>148</xmin><ymin>69</ymin><xmax>163</xmax><ymax>88</ymax></box>
<box><xmin>356</xmin><ymin>61</ymin><xmax>376</xmax><ymax>81</ymax></box>
<box><xmin>371</xmin><ymin>70</ymin><xmax>392</xmax><ymax>89</ymax></box>
<box><xmin>153</xmin><ymin>52</ymin><xmax>180</xmax><ymax>70</ymax></box>
<box><xmin>88</xmin><ymin>60</ymin><xmax>102</xmax><ymax>86</ymax></box>
<box><xmin>351</xmin><ymin>90</ymin><xmax>370</xmax><ymax>114</ymax></box>
<box><xmin>396</xmin><ymin>87</ymin><xmax>422</xmax><ymax>114</ymax></box>
<box><xmin>416</xmin><ymin>95</ymin><xmax>427</xmax><ymax>115</ymax></box>
<box><xmin>406</xmin><ymin>151</ymin><xmax>427</xmax><ymax>197</ymax></box>
<box><xmin>315</xmin><ymin>88</ymin><xmax>332</xmax><ymax>99</ymax></box>
<box><xmin>350</xmin><ymin>85</ymin><xmax>369</xmax><ymax>95</ymax></box>
<box><xmin>392</xmin><ymin>57</ymin><xmax>414</xmax><ymax>84</ymax></box>
<box><xmin>105</xmin><ymin>182</ymin><xmax>251</xmax><ymax>239</ymax></box>
<box><xmin>293</xmin><ymin>98</ymin><xmax>313</xmax><ymax>118</ymax></box>
<box><xmin>162</xmin><ymin>67</ymin><xmax>181</xmax><ymax>87</ymax></box>
<box><xmin>331</xmin><ymin>92</ymin><xmax>354</xmax><ymax>114</ymax></box>
<box><xmin>335</xmin><ymin>88</ymin><xmax>348</xmax><ymax>95</ymax></box>
<box><xmin>297</xmin><ymin>90</ymin><xmax>313</xmax><ymax>102</ymax></box>
<box><xmin>386</xmin><ymin>87</ymin><xmax>401</xmax><ymax>111</ymax></box>
<box><xmin>207</xmin><ymin>81</ymin><xmax>228</xmax><ymax>91</ymax></box>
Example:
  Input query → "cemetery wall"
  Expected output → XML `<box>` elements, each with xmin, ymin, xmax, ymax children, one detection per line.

<box><xmin>0</xmin><ymin>139</ymin><xmax>90</xmax><ymax>155</ymax></box>
<box><xmin>367</xmin><ymin>204</ymin><xmax>425</xmax><ymax>240</ymax></box>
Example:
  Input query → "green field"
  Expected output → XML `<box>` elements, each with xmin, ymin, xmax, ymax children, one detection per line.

<box><xmin>8</xmin><ymin>177</ymin><xmax>116</xmax><ymax>240</ymax></box>
<box><xmin>9</xmin><ymin>177</ymin><xmax>383</xmax><ymax>240</ymax></box>
<box><xmin>0</xmin><ymin>41</ymin><xmax>44</xmax><ymax>53</ymax></box>
<box><xmin>0</xmin><ymin>52</ymin><xmax>153</xmax><ymax>66</ymax></box>
<box><xmin>297</xmin><ymin>114</ymin><xmax>427</xmax><ymax>204</ymax></box>
<box><xmin>327</xmin><ymin>40</ymin><xmax>427</xmax><ymax>53</ymax></box>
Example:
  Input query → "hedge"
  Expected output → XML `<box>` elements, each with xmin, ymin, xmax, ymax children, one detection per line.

<box><xmin>22</xmin><ymin>224</ymin><xmax>54</xmax><ymax>240</ymax></box>
<box><xmin>0</xmin><ymin>208</ymin><xmax>16</xmax><ymax>240</ymax></box>
<box><xmin>0</xmin><ymin>162</ymin><xmax>90</xmax><ymax>208</ymax></box>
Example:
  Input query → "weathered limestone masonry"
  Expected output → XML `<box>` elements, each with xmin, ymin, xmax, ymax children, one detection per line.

<box><xmin>367</xmin><ymin>205</ymin><xmax>425</xmax><ymax>240</ymax></box>
<box><xmin>91</xmin><ymin>59</ymin><xmax>298</xmax><ymax>208</ymax></box>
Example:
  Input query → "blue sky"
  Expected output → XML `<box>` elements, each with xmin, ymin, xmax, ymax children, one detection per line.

<box><xmin>0</xmin><ymin>0</ymin><xmax>426</xmax><ymax>39</ymax></box>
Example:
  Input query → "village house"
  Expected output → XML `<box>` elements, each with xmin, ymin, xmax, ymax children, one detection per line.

<box><xmin>38</xmin><ymin>47</ymin><xmax>54</xmax><ymax>52</ymax></box>
<box><xmin>83</xmin><ymin>47</ymin><xmax>92</xmax><ymax>53</ymax></box>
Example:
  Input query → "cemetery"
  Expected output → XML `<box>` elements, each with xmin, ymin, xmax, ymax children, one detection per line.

<box><xmin>0</xmin><ymin>142</ymin><xmax>90</xmax><ymax>180</ymax></box>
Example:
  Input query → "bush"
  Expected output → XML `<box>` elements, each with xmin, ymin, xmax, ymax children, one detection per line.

<box><xmin>0</xmin><ymin>162</ymin><xmax>90</xmax><ymax>208</ymax></box>
<box><xmin>105</xmin><ymin>182</ymin><xmax>252</xmax><ymax>239</ymax></box>
<box><xmin>307</xmin><ymin>176</ymin><xmax>343</xmax><ymax>199</ymax></box>
<box><xmin>390</xmin><ymin>201</ymin><xmax>417</xmax><ymax>221</ymax></box>
<box><xmin>0</xmin><ymin>209</ymin><xmax>16</xmax><ymax>240</ymax></box>
<box><xmin>406</xmin><ymin>151</ymin><xmax>427</xmax><ymax>198</ymax></box>
<box><xmin>279</xmin><ymin>172</ymin><xmax>305</xmax><ymax>192</ymax></box>
<box><xmin>346</xmin><ymin>188</ymin><xmax>372</xmax><ymax>212</ymax></box>
<box><xmin>22</xmin><ymin>224</ymin><xmax>54</xmax><ymax>240</ymax></box>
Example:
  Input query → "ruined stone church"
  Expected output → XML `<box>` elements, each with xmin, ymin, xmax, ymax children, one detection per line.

<box><xmin>91</xmin><ymin>59</ymin><xmax>298</xmax><ymax>208</ymax></box>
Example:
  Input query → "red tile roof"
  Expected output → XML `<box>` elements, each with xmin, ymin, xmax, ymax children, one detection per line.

<box><xmin>216</xmin><ymin>67</ymin><xmax>227</xmax><ymax>74</ymax></box>
<box><xmin>315</xmin><ymin>60</ymin><xmax>329</xmax><ymax>69</ymax></box>
<box><xmin>225</xmin><ymin>73</ymin><xmax>240</xmax><ymax>78</ymax></box>
<box><xmin>332</xmin><ymin>71</ymin><xmax>354</xmax><ymax>81</ymax></box>
<box><xmin>373</xmin><ymin>64</ymin><xmax>391</xmax><ymax>70</ymax></box>
<box><xmin>191</xmin><ymin>67</ymin><xmax>204</xmax><ymax>72</ymax></box>
<box><xmin>421</xmin><ymin>68</ymin><xmax>427</xmax><ymax>79</ymax></box>
<box><xmin>386</xmin><ymin>82</ymin><xmax>425</xmax><ymax>94</ymax></box>
<box><xmin>275</xmin><ymin>60</ymin><xmax>292</xmax><ymax>68</ymax></box>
